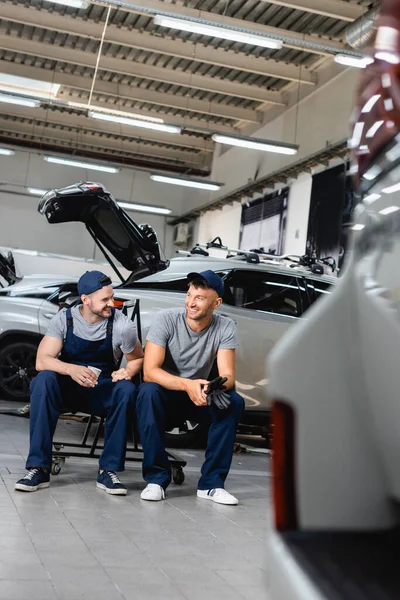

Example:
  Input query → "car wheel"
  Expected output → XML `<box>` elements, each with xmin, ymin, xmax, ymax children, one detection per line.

<box><xmin>165</xmin><ymin>420</ymin><xmax>207</xmax><ymax>449</ymax></box>
<box><xmin>0</xmin><ymin>340</ymin><xmax>38</xmax><ymax>402</ymax></box>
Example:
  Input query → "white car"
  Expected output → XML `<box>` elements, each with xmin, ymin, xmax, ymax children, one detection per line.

<box><xmin>266</xmin><ymin>2</ymin><xmax>400</xmax><ymax>595</ymax></box>
<box><xmin>0</xmin><ymin>182</ymin><xmax>334</xmax><ymax>445</ymax></box>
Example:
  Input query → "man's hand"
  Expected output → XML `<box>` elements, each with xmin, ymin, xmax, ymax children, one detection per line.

<box><xmin>184</xmin><ymin>379</ymin><xmax>209</xmax><ymax>406</ymax></box>
<box><xmin>67</xmin><ymin>365</ymin><xmax>98</xmax><ymax>387</ymax></box>
<box><xmin>111</xmin><ymin>368</ymin><xmax>132</xmax><ymax>383</ymax></box>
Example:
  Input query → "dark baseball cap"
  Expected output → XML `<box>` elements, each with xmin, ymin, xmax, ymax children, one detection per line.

<box><xmin>77</xmin><ymin>270</ymin><xmax>112</xmax><ymax>296</ymax></box>
<box><xmin>187</xmin><ymin>270</ymin><xmax>224</xmax><ymax>298</ymax></box>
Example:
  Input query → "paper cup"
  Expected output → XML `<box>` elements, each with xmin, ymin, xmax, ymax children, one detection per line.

<box><xmin>87</xmin><ymin>366</ymin><xmax>101</xmax><ymax>379</ymax></box>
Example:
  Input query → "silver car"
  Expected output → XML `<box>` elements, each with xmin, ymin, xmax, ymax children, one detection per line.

<box><xmin>0</xmin><ymin>182</ymin><xmax>334</xmax><ymax>444</ymax></box>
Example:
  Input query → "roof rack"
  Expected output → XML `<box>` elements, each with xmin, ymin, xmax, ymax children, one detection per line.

<box><xmin>176</xmin><ymin>237</ymin><xmax>337</xmax><ymax>275</ymax></box>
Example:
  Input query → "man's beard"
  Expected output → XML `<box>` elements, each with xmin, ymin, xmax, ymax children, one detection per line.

<box><xmin>186</xmin><ymin>307</ymin><xmax>208</xmax><ymax>321</ymax></box>
<box><xmin>91</xmin><ymin>306</ymin><xmax>111</xmax><ymax>318</ymax></box>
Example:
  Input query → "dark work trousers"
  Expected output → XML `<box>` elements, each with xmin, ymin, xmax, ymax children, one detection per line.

<box><xmin>26</xmin><ymin>372</ymin><xmax>137</xmax><ymax>471</ymax></box>
<box><xmin>136</xmin><ymin>382</ymin><xmax>244</xmax><ymax>490</ymax></box>
<box><xmin>26</xmin><ymin>307</ymin><xmax>137</xmax><ymax>472</ymax></box>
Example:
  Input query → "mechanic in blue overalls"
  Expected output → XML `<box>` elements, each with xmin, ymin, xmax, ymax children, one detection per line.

<box><xmin>15</xmin><ymin>271</ymin><xmax>143</xmax><ymax>496</ymax></box>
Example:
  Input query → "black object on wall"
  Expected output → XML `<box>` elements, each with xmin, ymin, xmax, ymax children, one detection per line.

<box><xmin>306</xmin><ymin>165</ymin><xmax>349</xmax><ymax>265</ymax></box>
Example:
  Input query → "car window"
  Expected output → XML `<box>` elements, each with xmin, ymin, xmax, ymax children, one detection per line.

<box><xmin>130</xmin><ymin>271</ymin><xmax>230</xmax><ymax>294</ymax></box>
<box><xmin>224</xmin><ymin>270</ymin><xmax>303</xmax><ymax>317</ymax></box>
<box><xmin>305</xmin><ymin>279</ymin><xmax>331</xmax><ymax>306</ymax></box>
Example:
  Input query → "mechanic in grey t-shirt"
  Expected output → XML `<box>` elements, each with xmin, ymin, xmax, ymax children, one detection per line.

<box><xmin>136</xmin><ymin>270</ymin><xmax>244</xmax><ymax>505</ymax></box>
<box><xmin>15</xmin><ymin>270</ymin><xmax>143</xmax><ymax>497</ymax></box>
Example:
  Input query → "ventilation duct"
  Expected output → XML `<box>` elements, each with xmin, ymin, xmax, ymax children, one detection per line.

<box><xmin>346</xmin><ymin>6</ymin><xmax>379</xmax><ymax>50</ymax></box>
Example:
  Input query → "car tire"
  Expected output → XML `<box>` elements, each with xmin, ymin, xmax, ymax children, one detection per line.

<box><xmin>165</xmin><ymin>420</ymin><xmax>208</xmax><ymax>449</ymax></box>
<box><xmin>0</xmin><ymin>340</ymin><xmax>39</xmax><ymax>402</ymax></box>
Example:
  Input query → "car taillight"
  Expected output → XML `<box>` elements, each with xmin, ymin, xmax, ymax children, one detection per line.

<box><xmin>113</xmin><ymin>299</ymin><xmax>124</xmax><ymax>308</ymax></box>
<box><xmin>272</xmin><ymin>400</ymin><xmax>298</xmax><ymax>531</ymax></box>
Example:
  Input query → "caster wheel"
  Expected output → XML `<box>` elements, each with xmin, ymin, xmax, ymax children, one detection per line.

<box><xmin>50</xmin><ymin>457</ymin><xmax>65</xmax><ymax>475</ymax></box>
<box><xmin>172</xmin><ymin>467</ymin><xmax>185</xmax><ymax>485</ymax></box>
<box><xmin>53</xmin><ymin>444</ymin><xmax>63</xmax><ymax>451</ymax></box>
<box><xmin>51</xmin><ymin>463</ymin><xmax>61</xmax><ymax>475</ymax></box>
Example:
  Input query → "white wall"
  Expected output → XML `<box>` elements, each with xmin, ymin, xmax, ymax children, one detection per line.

<box><xmin>0</xmin><ymin>150</ymin><xmax>178</xmax><ymax>259</ymax></box>
<box><xmin>196</xmin><ymin>202</ymin><xmax>242</xmax><ymax>253</ymax></box>
<box><xmin>184</xmin><ymin>66</ymin><xmax>356</xmax><ymax>214</ymax></box>
<box><xmin>284</xmin><ymin>174</ymin><xmax>313</xmax><ymax>255</ymax></box>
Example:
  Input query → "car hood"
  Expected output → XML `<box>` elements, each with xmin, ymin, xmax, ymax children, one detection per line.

<box><xmin>38</xmin><ymin>181</ymin><xmax>169</xmax><ymax>282</ymax></box>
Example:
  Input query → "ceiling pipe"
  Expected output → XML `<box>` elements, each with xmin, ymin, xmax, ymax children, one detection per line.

<box><xmin>345</xmin><ymin>6</ymin><xmax>379</xmax><ymax>50</ymax></box>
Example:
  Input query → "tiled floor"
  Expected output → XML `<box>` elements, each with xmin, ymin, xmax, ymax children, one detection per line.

<box><xmin>0</xmin><ymin>402</ymin><xmax>271</xmax><ymax>600</ymax></box>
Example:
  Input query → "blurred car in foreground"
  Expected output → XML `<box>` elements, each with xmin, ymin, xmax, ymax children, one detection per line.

<box><xmin>267</xmin><ymin>2</ymin><xmax>400</xmax><ymax>598</ymax></box>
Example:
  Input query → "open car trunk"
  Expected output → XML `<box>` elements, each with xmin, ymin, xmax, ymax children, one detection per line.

<box><xmin>38</xmin><ymin>182</ymin><xmax>168</xmax><ymax>282</ymax></box>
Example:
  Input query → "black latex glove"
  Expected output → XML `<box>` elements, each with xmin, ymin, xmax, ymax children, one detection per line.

<box><xmin>207</xmin><ymin>390</ymin><xmax>231</xmax><ymax>410</ymax></box>
<box><xmin>204</xmin><ymin>376</ymin><xmax>228</xmax><ymax>395</ymax></box>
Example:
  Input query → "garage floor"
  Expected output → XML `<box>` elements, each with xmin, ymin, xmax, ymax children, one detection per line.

<box><xmin>0</xmin><ymin>402</ymin><xmax>271</xmax><ymax>600</ymax></box>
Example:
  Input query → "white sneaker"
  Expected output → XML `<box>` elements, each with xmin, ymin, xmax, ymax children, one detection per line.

<box><xmin>140</xmin><ymin>483</ymin><xmax>165</xmax><ymax>501</ymax></box>
<box><xmin>197</xmin><ymin>488</ymin><xmax>238</xmax><ymax>505</ymax></box>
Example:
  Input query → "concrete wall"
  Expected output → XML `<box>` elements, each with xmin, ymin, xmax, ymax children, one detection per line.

<box><xmin>0</xmin><ymin>150</ymin><xmax>177</xmax><ymax>259</ymax></box>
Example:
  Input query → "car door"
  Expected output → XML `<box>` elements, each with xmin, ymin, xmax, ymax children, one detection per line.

<box><xmin>219</xmin><ymin>269</ymin><xmax>305</xmax><ymax>412</ymax></box>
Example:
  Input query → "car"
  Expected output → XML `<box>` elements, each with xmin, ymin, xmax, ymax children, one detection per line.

<box><xmin>0</xmin><ymin>182</ymin><xmax>335</xmax><ymax>445</ymax></box>
<box><xmin>266</xmin><ymin>1</ymin><xmax>400</xmax><ymax>597</ymax></box>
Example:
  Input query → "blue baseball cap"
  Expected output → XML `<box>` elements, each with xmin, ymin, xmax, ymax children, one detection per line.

<box><xmin>187</xmin><ymin>270</ymin><xmax>224</xmax><ymax>298</ymax></box>
<box><xmin>77</xmin><ymin>270</ymin><xmax>112</xmax><ymax>296</ymax></box>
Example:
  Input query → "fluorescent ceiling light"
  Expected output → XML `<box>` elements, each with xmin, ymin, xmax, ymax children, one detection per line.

<box><xmin>379</xmin><ymin>205</ymin><xmax>400</xmax><ymax>215</ymax></box>
<box><xmin>0</xmin><ymin>73</ymin><xmax>60</xmax><ymax>99</ymax></box>
<box><xmin>352</xmin><ymin>224</ymin><xmax>365</xmax><ymax>231</ymax></box>
<box><xmin>69</xmin><ymin>103</ymin><xmax>163</xmax><ymax>123</ymax></box>
<box><xmin>212</xmin><ymin>133</ymin><xmax>298</xmax><ymax>155</ymax></box>
<box><xmin>42</xmin><ymin>0</ymin><xmax>89</xmax><ymax>8</ymax></box>
<box><xmin>382</xmin><ymin>182</ymin><xmax>400</xmax><ymax>194</ymax></box>
<box><xmin>0</xmin><ymin>93</ymin><xmax>40</xmax><ymax>108</ymax></box>
<box><xmin>334</xmin><ymin>54</ymin><xmax>373</xmax><ymax>69</ymax></box>
<box><xmin>154</xmin><ymin>15</ymin><xmax>283</xmax><ymax>49</ymax></box>
<box><xmin>118</xmin><ymin>201</ymin><xmax>171</xmax><ymax>215</ymax></box>
<box><xmin>88</xmin><ymin>111</ymin><xmax>181</xmax><ymax>134</ymax></box>
<box><xmin>150</xmin><ymin>174</ymin><xmax>222</xmax><ymax>191</ymax></box>
<box><xmin>0</xmin><ymin>148</ymin><xmax>15</xmax><ymax>156</ymax></box>
<box><xmin>28</xmin><ymin>188</ymin><xmax>48</xmax><ymax>196</ymax></box>
<box><xmin>44</xmin><ymin>156</ymin><xmax>119</xmax><ymax>173</ymax></box>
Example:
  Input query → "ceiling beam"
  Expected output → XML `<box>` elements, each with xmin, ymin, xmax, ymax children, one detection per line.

<box><xmin>112</xmin><ymin>0</ymin><xmax>347</xmax><ymax>55</ymax></box>
<box><xmin>0</xmin><ymin>59</ymin><xmax>241</xmax><ymax>132</ymax></box>
<box><xmin>0</xmin><ymin>116</ymin><xmax>207</xmax><ymax>167</ymax></box>
<box><xmin>256</xmin><ymin>0</ymin><xmax>365</xmax><ymax>21</ymax></box>
<box><xmin>1</xmin><ymin>3</ymin><xmax>316</xmax><ymax>85</ymax></box>
<box><xmin>0</xmin><ymin>36</ymin><xmax>263</xmax><ymax>123</ymax></box>
<box><xmin>0</xmin><ymin>104</ymin><xmax>214</xmax><ymax>152</ymax></box>
<box><xmin>0</xmin><ymin>53</ymin><xmax>283</xmax><ymax>109</ymax></box>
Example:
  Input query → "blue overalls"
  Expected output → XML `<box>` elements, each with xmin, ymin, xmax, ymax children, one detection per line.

<box><xmin>136</xmin><ymin>384</ymin><xmax>244</xmax><ymax>490</ymax></box>
<box><xmin>26</xmin><ymin>308</ymin><xmax>137</xmax><ymax>472</ymax></box>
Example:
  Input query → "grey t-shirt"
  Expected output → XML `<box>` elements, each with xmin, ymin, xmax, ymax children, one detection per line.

<box><xmin>146</xmin><ymin>307</ymin><xmax>238</xmax><ymax>380</ymax></box>
<box><xmin>46</xmin><ymin>306</ymin><xmax>138</xmax><ymax>362</ymax></box>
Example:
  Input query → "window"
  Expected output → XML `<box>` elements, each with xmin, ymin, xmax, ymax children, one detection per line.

<box><xmin>224</xmin><ymin>270</ymin><xmax>302</xmax><ymax>317</ymax></box>
<box><xmin>305</xmin><ymin>279</ymin><xmax>331</xmax><ymax>307</ymax></box>
<box><xmin>130</xmin><ymin>271</ymin><xmax>230</xmax><ymax>294</ymax></box>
